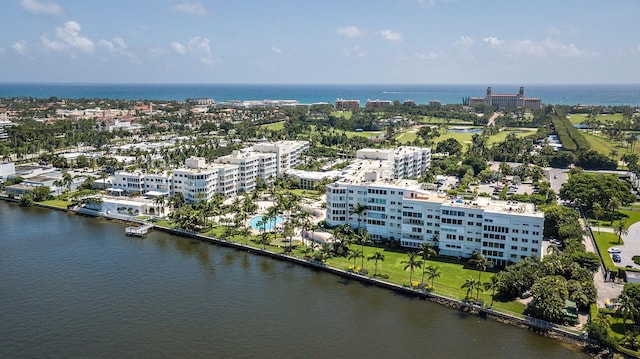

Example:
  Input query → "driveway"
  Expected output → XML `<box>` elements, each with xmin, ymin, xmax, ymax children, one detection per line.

<box><xmin>619</xmin><ymin>220</ymin><xmax>640</xmax><ymax>270</ymax></box>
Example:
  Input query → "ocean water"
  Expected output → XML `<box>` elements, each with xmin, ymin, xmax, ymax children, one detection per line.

<box><xmin>0</xmin><ymin>83</ymin><xmax>639</xmax><ymax>106</ymax></box>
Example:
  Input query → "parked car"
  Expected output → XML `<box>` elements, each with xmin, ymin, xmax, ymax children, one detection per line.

<box><xmin>612</xmin><ymin>254</ymin><xmax>622</xmax><ymax>263</ymax></box>
<box><xmin>608</xmin><ymin>247</ymin><xmax>621</xmax><ymax>254</ymax></box>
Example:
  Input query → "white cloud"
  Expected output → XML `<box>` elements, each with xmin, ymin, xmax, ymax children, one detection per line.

<box><xmin>379</xmin><ymin>29</ymin><xmax>403</xmax><ymax>43</ymax></box>
<box><xmin>171</xmin><ymin>42</ymin><xmax>187</xmax><ymax>54</ymax></box>
<box><xmin>170</xmin><ymin>2</ymin><xmax>208</xmax><ymax>16</ymax></box>
<box><xmin>546</xmin><ymin>26</ymin><xmax>578</xmax><ymax>37</ymax></box>
<box><xmin>414</xmin><ymin>50</ymin><xmax>441</xmax><ymax>61</ymax></box>
<box><xmin>337</xmin><ymin>26</ymin><xmax>363</xmax><ymax>39</ymax></box>
<box><xmin>454</xmin><ymin>35</ymin><xmax>474</xmax><ymax>47</ymax></box>
<box><xmin>41</xmin><ymin>21</ymin><xmax>94</xmax><ymax>54</ymax></box>
<box><xmin>508</xmin><ymin>39</ymin><xmax>594</xmax><ymax>57</ymax></box>
<box><xmin>12</xmin><ymin>40</ymin><xmax>28</xmax><ymax>55</ymax></box>
<box><xmin>171</xmin><ymin>37</ymin><xmax>215</xmax><ymax>65</ymax></box>
<box><xmin>98</xmin><ymin>37</ymin><xmax>138</xmax><ymax>62</ymax></box>
<box><xmin>270</xmin><ymin>46</ymin><xmax>282</xmax><ymax>54</ymax></box>
<box><xmin>482</xmin><ymin>36</ymin><xmax>503</xmax><ymax>48</ymax></box>
<box><xmin>19</xmin><ymin>0</ymin><xmax>62</xmax><ymax>15</ymax></box>
<box><xmin>342</xmin><ymin>45</ymin><xmax>367</xmax><ymax>58</ymax></box>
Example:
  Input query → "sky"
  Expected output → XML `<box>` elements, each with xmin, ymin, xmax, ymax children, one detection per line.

<box><xmin>0</xmin><ymin>0</ymin><xmax>639</xmax><ymax>84</ymax></box>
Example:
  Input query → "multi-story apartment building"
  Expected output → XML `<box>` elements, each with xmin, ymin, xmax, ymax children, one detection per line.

<box><xmin>335</xmin><ymin>98</ymin><xmax>360</xmax><ymax>110</ymax></box>
<box><xmin>365</xmin><ymin>99</ymin><xmax>393</xmax><ymax>109</ymax></box>
<box><xmin>111</xmin><ymin>141</ymin><xmax>309</xmax><ymax>202</ymax></box>
<box><xmin>355</xmin><ymin>146</ymin><xmax>431</xmax><ymax>179</ymax></box>
<box><xmin>326</xmin><ymin>178</ymin><xmax>543</xmax><ymax>265</ymax></box>
<box><xmin>216</xmin><ymin>149</ymin><xmax>277</xmax><ymax>192</ymax></box>
<box><xmin>253</xmin><ymin>140</ymin><xmax>309</xmax><ymax>176</ymax></box>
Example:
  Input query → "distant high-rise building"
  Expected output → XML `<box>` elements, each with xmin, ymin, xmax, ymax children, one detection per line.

<box><xmin>469</xmin><ymin>87</ymin><xmax>541</xmax><ymax>109</ymax></box>
<box><xmin>335</xmin><ymin>98</ymin><xmax>360</xmax><ymax>110</ymax></box>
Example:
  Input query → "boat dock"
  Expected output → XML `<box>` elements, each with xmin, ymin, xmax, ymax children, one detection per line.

<box><xmin>125</xmin><ymin>224</ymin><xmax>153</xmax><ymax>237</ymax></box>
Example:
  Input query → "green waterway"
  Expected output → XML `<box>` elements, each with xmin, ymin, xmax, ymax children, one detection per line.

<box><xmin>0</xmin><ymin>201</ymin><xmax>586</xmax><ymax>358</ymax></box>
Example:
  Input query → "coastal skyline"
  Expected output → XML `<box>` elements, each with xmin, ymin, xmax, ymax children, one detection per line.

<box><xmin>1</xmin><ymin>0</ymin><xmax>639</xmax><ymax>85</ymax></box>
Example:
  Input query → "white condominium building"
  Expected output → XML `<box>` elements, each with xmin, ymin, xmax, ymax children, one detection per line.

<box><xmin>326</xmin><ymin>177</ymin><xmax>543</xmax><ymax>265</ymax></box>
<box><xmin>216</xmin><ymin>149</ymin><xmax>277</xmax><ymax>192</ymax></box>
<box><xmin>356</xmin><ymin>146</ymin><xmax>431</xmax><ymax>179</ymax></box>
<box><xmin>112</xmin><ymin>170</ymin><xmax>172</xmax><ymax>194</ymax></box>
<box><xmin>253</xmin><ymin>140</ymin><xmax>309</xmax><ymax>176</ymax></box>
<box><xmin>172</xmin><ymin>157</ymin><xmax>238</xmax><ymax>202</ymax></box>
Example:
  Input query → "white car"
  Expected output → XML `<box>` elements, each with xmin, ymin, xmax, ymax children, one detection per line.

<box><xmin>608</xmin><ymin>247</ymin><xmax>621</xmax><ymax>254</ymax></box>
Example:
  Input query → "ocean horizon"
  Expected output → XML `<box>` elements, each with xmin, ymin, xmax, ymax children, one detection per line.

<box><xmin>1</xmin><ymin>83</ymin><xmax>639</xmax><ymax>106</ymax></box>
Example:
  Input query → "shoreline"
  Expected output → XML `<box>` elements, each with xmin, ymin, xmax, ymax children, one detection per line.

<box><xmin>1</xmin><ymin>197</ymin><xmax>607</xmax><ymax>356</ymax></box>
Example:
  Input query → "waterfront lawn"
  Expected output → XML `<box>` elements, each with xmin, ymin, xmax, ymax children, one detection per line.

<box><xmin>325</xmin><ymin>244</ymin><xmax>525</xmax><ymax>315</ymax></box>
<box><xmin>40</xmin><ymin>199</ymin><xmax>73</xmax><ymax>209</ymax></box>
<box><xmin>592</xmin><ymin>232</ymin><xmax>623</xmax><ymax>272</ymax></box>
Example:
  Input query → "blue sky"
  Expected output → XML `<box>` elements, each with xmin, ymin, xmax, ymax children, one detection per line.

<box><xmin>1</xmin><ymin>0</ymin><xmax>639</xmax><ymax>84</ymax></box>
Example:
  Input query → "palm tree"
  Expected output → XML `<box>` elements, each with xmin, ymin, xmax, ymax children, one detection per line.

<box><xmin>347</xmin><ymin>249</ymin><xmax>363</xmax><ymax>268</ymax></box>
<box><xmin>402</xmin><ymin>251</ymin><xmax>423</xmax><ymax>286</ymax></box>
<box><xmin>469</xmin><ymin>252</ymin><xmax>493</xmax><ymax>283</ymax></box>
<box><xmin>350</xmin><ymin>202</ymin><xmax>366</xmax><ymax>232</ymax></box>
<box><xmin>607</xmin><ymin>197</ymin><xmax>621</xmax><ymax>225</ymax></box>
<box><xmin>483</xmin><ymin>275</ymin><xmax>499</xmax><ymax>308</ymax></box>
<box><xmin>616</xmin><ymin>294</ymin><xmax>639</xmax><ymax>333</ymax></box>
<box><xmin>418</xmin><ymin>243</ymin><xmax>437</xmax><ymax>286</ymax></box>
<box><xmin>426</xmin><ymin>265</ymin><xmax>441</xmax><ymax>289</ymax></box>
<box><xmin>367</xmin><ymin>251</ymin><xmax>385</xmax><ymax>276</ymax></box>
<box><xmin>614</xmin><ymin>219</ymin><xmax>628</xmax><ymax>244</ymax></box>
<box><xmin>592</xmin><ymin>202</ymin><xmax>604</xmax><ymax>233</ymax></box>
<box><xmin>152</xmin><ymin>195</ymin><xmax>166</xmax><ymax>216</ymax></box>
<box><xmin>355</xmin><ymin>229</ymin><xmax>372</xmax><ymax>269</ymax></box>
<box><xmin>461</xmin><ymin>277</ymin><xmax>482</xmax><ymax>301</ymax></box>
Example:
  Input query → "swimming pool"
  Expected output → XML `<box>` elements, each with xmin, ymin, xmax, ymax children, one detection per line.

<box><xmin>249</xmin><ymin>215</ymin><xmax>285</xmax><ymax>230</ymax></box>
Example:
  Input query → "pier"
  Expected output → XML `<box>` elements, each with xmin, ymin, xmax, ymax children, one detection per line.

<box><xmin>125</xmin><ymin>224</ymin><xmax>153</xmax><ymax>237</ymax></box>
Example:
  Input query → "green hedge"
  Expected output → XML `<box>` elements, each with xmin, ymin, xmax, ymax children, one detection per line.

<box><xmin>552</xmin><ymin>109</ymin><xmax>589</xmax><ymax>152</ymax></box>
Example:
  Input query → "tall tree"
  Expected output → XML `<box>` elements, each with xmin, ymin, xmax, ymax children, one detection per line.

<box><xmin>418</xmin><ymin>242</ymin><xmax>437</xmax><ymax>286</ymax></box>
<box><xmin>469</xmin><ymin>252</ymin><xmax>493</xmax><ymax>283</ymax></box>
<box><xmin>367</xmin><ymin>251</ymin><xmax>385</xmax><ymax>276</ymax></box>
<box><xmin>426</xmin><ymin>265</ymin><xmax>441</xmax><ymax>289</ymax></box>
<box><xmin>616</xmin><ymin>294</ymin><xmax>639</xmax><ymax>333</ymax></box>
<box><xmin>402</xmin><ymin>251</ymin><xmax>423</xmax><ymax>286</ymax></box>
<box><xmin>614</xmin><ymin>219</ymin><xmax>628</xmax><ymax>244</ymax></box>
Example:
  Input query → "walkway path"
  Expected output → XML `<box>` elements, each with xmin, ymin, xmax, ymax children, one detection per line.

<box><xmin>487</xmin><ymin>112</ymin><xmax>501</xmax><ymax>127</ymax></box>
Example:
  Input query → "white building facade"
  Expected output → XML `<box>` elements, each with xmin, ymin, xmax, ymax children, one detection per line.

<box><xmin>326</xmin><ymin>178</ymin><xmax>543</xmax><ymax>265</ymax></box>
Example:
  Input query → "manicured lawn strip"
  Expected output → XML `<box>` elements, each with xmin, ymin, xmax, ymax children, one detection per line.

<box><xmin>330</xmin><ymin>111</ymin><xmax>352</xmax><ymax>119</ymax></box>
<box><xmin>395</xmin><ymin>131</ymin><xmax>417</xmax><ymax>144</ymax></box>
<box><xmin>582</xmin><ymin>132</ymin><xmax>627</xmax><ymax>158</ymax></box>
<box><xmin>325</xmin><ymin>244</ymin><xmax>525</xmax><ymax>314</ymax></box>
<box><xmin>567</xmin><ymin>114</ymin><xmax>588</xmax><ymax>125</ymax></box>
<box><xmin>487</xmin><ymin>128</ymin><xmax>537</xmax><ymax>144</ymax></box>
<box><xmin>290</xmin><ymin>189</ymin><xmax>322</xmax><ymax>200</ymax></box>
<box><xmin>418</xmin><ymin>116</ymin><xmax>473</xmax><ymax>125</ymax></box>
<box><xmin>40</xmin><ymin>199</ymin><xmax>73</xmax><ymax>208</ymax></box>
<box><xmin>592</xmin><ymin>232</ymin><xmax>623</xmax><ymax>272</ymax></box>
<box><xmin>344</xmin><ymin>130</ymin><xmax>383</xmax><ymax>138</ymax></box>
<box><xmin>589</xmin><ymin>209</ymin><xmax>640</xmax><ymax>229</ymax></box>
<box><xmin>156</xmin><ymin>220</ymin><xmax>526</xmax><ymax>314</ymax></box>
<box><xmin>262</xmin><ymin>121</ymin><xmax>286</xmax><ymax>131</ymax></box>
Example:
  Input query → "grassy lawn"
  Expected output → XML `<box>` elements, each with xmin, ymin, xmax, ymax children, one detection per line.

<box><xmin>395</xmin><ymin>131</ymin><xmax>417</xmax><ymax>144</ymax></box>
<box><xmin>590</xmin><ymin>209</ymin><xmax>640</xmax><ymax>229</ymax></box>
<box><xmin>325</xmin><ymin>244</ymin><xmax>525</xmax><ymax>314</ymax></box>
<box><xmin>290</xmin><ymin>188</ymin><xmax>322</xmax><ymax>200</ymax></box>
<box><xmin>153</xmin><ymin>220</ymin><xmax>526</xmax><ymax>314</ymax></box>
<box><xmin>330</xmin><ymin>111</ymin><xmax>352</xmax><ymax>119</ymax></box>
<box><xmin>344</xmin><ymin>130</ymin><xmax>383</xmax><ymax>138</ymax></box>
<box><xmin>261</xmin><ymin>121</ymin><xmax>286</xmax><ymax>131</ymax></box>
<box><xmin>487</xmin><ymin>128</ymin><xmax>537</xmax><ymax>144</ymax></box>
<box><xmin>418</xmin><ymin>116</ymin><xmax>473</xmax><ymax>126</ymax></box>
<box><xmin>592</xmin><ymin>232</ymin><xmax>624</xmax><ymax>272</ymax></box>
<box><xmin>582</xmin><ymin>132</ymin><xmax>624</xmax><ymax>158</ymax></box>
<box><xmin>40</xmin><ymin>199</ymin><xmax>72</xmax><ymax>208</ymax></box>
